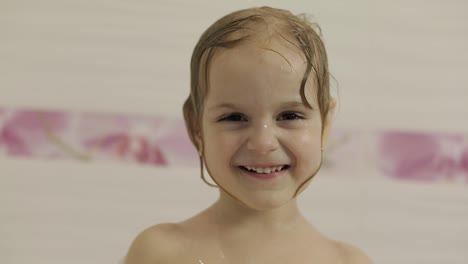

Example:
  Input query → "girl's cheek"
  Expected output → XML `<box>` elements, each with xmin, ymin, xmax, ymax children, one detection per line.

<box><xmin>210</xmin><ymin>131</ymin><xmax>241</xmax><ymax>147</ymax></box>
<box><xmin>291</xmin><ymin>128</ymin><xmax>321</xmax><ymax>143</ymax></box>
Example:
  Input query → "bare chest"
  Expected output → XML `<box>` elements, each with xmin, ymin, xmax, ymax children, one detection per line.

<box><xmin>170</xmin><ymin>237</ymin><xmax>342</xmax><ymax>264</ymax></box>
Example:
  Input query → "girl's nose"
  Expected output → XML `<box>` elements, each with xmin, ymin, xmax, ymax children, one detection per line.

<box><xmin>246</xmin><ymin>123</ymin><xmax>279</xmax><ymax>154</ymax></box>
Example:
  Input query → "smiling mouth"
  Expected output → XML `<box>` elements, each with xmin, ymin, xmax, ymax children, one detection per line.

<box><xmin>239</xmin><ymin>165</ymin><xmax>290</xmax><ymax>174</ymax></box>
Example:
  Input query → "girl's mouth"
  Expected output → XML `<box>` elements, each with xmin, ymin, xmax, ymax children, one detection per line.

<box><xmin>238</xmin><ymin>165</ymin><xmax>290</xmax><ymax>179</ymax></box>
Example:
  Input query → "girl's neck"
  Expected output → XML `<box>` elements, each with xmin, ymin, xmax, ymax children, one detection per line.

<box><xmin>208</xmin><ymin>192</ymin><xmax>309</xmax><ymax>234</ymax></box>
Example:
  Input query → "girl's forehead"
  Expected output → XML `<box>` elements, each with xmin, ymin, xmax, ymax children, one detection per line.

<box><xmin>207</xmin><ymin>45</ymin><xmax>307</xmax><ymax>96</ymax></box>
<box><xmin>212</xmin><ymin>39</ymin><xmax>306</xmax><ymax>72</ymax></box>
<box><xmin>210</xmin><ymin>47</ymin><xmax>303</xmax><ymax>89</ymax></box>
<box><xmin>205</xmin><ymin>40</ymin><xmax>318</xmax><ymax>107</ymax></box>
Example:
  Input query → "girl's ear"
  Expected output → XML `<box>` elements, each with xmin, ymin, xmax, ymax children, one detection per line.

<box><xmin>321</xmin><ymin>97</ymin><xmax>336</xmax><ymax>148</ymax></box>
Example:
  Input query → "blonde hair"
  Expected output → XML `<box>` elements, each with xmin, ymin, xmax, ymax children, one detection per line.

<box><xmin>183</xmin><ymin>6</ymin><xmax>331</xmax><ymax>152</ymax></box>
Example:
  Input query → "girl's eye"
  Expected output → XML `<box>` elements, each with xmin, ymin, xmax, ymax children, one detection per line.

<box><xmin>218</xmin><ymin>113</ymin><xmax>247</xmax><ymax>122</ymax></box>
<box><xmin>278</xmin><ymin>112</ymin><xmax>303</xmax><ymax>121</ymax></box>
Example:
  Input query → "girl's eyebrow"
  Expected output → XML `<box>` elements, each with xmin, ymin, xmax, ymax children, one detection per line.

<box><xmin>208</xmin><ymin>103</ymin><xmax>238</xmax><ymax>111</ymax></box>
<box><xmin>280</xmin><ymin>100</ymin><xmax>318</xmax><ymax>110</ymax></box>
<box><xmin>279</xmin><ymin>100</ymin><xmax>306</xmax><ymax>108</ymax></box>
<box><xmin>208</xmin><ymin>100</ymin><xmax>309</xmax><ymax>111</ymax></box>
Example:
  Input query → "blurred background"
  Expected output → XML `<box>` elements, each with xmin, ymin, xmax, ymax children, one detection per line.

<box><xmin>1</xmin><ymin>0</ymin><xmax>467</xmax><ymax>263</ymax></box>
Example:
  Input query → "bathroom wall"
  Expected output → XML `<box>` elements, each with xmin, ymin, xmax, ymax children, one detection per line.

<box><xmin>1</xmin><ymin>1</ymin><xmax>467</xmax><ymax>263</ymax></box>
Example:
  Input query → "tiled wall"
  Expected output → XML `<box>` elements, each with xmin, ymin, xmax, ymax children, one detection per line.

<box><xmin>1</xmin><ymin>1</ymin><xmax>467</xmax><ymax>263</ymax></box>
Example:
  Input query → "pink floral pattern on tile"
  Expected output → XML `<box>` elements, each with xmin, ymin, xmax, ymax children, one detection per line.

<box><xmin>377</xmin><ymin>131</ymin><xmax>468</xmax><ymax>183</ymax></box>
<box><xmin>77</xmin><ymin>113</ymin><xmax>169</xmax><ymax>165</ymax></box>
<box><xmin>0</xmin><ymin>110</ymin><xmax>68</xmax><ymax>157</ymax></box>
<box><xmin>1</xmin><ymin>107</ymin><xmax>467</xmax><ymax>185</ymax></box>
<box><xmin>0</xmin><ymin>108</ymin><xmax>198</xmax><ymax>167</ymax></box>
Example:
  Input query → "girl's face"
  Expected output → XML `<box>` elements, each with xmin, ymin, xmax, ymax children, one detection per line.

<box><xmin>201</xmin><ymin>39</ymin><xmax>329</xmax><ymax>210</ymax></box>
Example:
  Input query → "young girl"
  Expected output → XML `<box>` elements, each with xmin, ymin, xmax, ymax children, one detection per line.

<box><xmin>125</xmin><ymin>6</ymin><xmax>372</xmax><ymax>264</ymax></box>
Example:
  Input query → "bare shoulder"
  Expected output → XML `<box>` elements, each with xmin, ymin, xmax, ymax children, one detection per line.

<box><xmin>124</xmin><ymin>223</ymin><xmax>185</xmax><ymax>264</ymax></box>
<box><xmin>334</xmin><ymin>241</ymin><xmax>373</xmax><ymax>264</ymax></box>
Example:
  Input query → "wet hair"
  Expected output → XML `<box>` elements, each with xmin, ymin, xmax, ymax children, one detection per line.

<box><xmin>183</xmin><ymin>6</ymin><xmax>331</xmax><ymax>152</ymax></box>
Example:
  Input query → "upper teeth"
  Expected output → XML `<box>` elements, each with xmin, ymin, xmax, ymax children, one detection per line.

<box><xmin>243</xmin><ymin>165</ymin><xmax>284</xmax><ymax>174</ymax></box>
